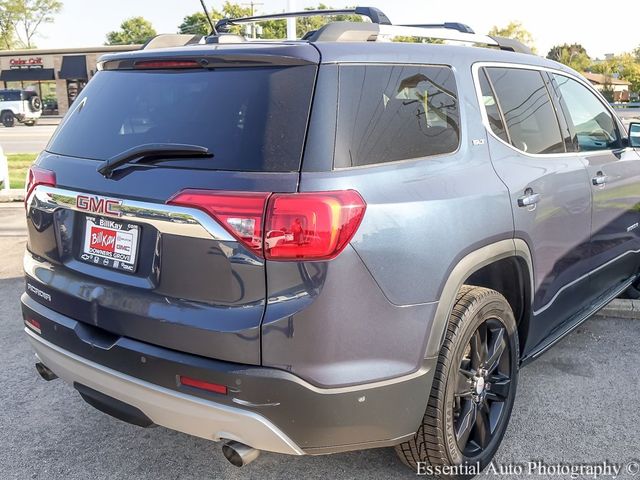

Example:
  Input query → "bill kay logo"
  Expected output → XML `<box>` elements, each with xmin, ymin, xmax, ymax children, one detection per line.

<box><xmin>76</xmin><ymin>194</ymin><xmax>122</xmax><ymax>216</ymax></box>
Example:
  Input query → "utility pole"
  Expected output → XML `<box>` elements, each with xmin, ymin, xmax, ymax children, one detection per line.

<box><xmin>242</xmin><ymin>1</ymin><xmax>263</xmax><ymax>38</ymax></box>
<box><xmin>287</xmin><ymin>0</ymin><xmax>296</xmax><ymax>40</ymax></box>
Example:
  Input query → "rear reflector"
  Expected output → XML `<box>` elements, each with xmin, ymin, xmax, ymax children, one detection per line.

<box><xmin>179</xmin><ymin>376</ymin><xmax>228</xmax><ymax>395</ymax></box>
<box><xmin>134</xmin><ymin>60</ymin><xmax>202</xmax><ymax>69</ymax></box>
<box><xmin>25</xmin><ymin>318</ymin><xmax>42</xmax><ymax>334</ymax></box>
<box><xmin>167</xmin><ymin>189</ymin><xmax>366</xmax><ymax>261</ymax></box>
<box><xmin>25</xmin><ymin>166</ymin><xmax>56</xmax><ymax>208</ymax></box>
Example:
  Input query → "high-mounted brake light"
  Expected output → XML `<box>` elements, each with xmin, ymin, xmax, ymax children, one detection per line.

<box><xmin>168</xmin><ymin>189</ymin><xmax>366</xmax><ymax>261</ymax></box>
<box><xmin>25</xmin><ymin>166</ymin><xmax>56</xmax><ymax>208</ymax></box>
<box><xmin>134</xmin><ymin>60</ymin><xmax>203</xmax><ymax>69</ymax></box>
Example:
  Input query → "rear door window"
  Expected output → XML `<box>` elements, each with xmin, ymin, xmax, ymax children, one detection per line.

<box><xmin>334</xmin><ymin>64</ymin><xmax>460</xmax><ymax>168</ymax></box>
<box><xmin>46</xmin><ymin>66</ymin><xmax>317</xmax><ymax>172</ymax></box>
<box><xmin>552</xmin><ymin>74</ymin><xmax>621</xmax><ymax>152</ymax></box>
<box><xmin>485</xmin><ymin>67</ymin><xmax>565</xmax><ymax>155</ymax></box>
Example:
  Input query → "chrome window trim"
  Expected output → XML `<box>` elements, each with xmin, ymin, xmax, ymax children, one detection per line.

<box><xmin>471</xmin><ymin>61</ymin><xmax>628</xmax><ymax>159</ymax></box>
<box><xmin>27</xmin><ymin>185</ymin><xmax>234</xmax><ymax>241</ymax></box>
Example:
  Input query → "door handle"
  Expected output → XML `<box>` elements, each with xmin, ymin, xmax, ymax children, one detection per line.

<box><xmin>517</xmin><ymin>189</ymin><xmax>540</xmax><ymax>208</ymax></box>
<box><xmin>592</xmin><ymin>172</ymin><xmax>608</xmax><ymax>186</ymax></box>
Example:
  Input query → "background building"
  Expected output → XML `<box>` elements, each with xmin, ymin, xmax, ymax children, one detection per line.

<box><xmin>0</xmin><ymin>45</ymin><xmax>140</xmax><ymax>116</ymax></box>
<box><xmin>583</xmin><ymin>72</ymin><xmax>631</xmax><ymax>102</ymax></box>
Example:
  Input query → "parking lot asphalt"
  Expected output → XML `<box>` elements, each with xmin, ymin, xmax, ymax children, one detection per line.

<box><xmin>1</xmin><ymin>205</ymin><xmax>639</xmax><ymax>479</ymax></box>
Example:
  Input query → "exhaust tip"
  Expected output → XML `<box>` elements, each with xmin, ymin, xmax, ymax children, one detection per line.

<box><xmin>35</xmin><ymin>362</ymin><xmax>58</xmax><ymax>381</ymax></box>
<box><xmin>222</xmin><ymin>440</ymin><xmax>260</xmax><ymax>467</ymax></box>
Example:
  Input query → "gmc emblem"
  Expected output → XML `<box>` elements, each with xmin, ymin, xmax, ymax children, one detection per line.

<box><xmin>76</xmin><ymin>195</ymin><xmax>122</xmax><ymax>216</ymax></box>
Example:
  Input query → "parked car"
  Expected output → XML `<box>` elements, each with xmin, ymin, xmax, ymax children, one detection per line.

<box><xmin>0</xmin><ymin>89</ymin><xmax>42</xmax><ymax>127</ymax></box>
<box><xmin>20</xmin><ymin>7</ymin><xmax>640</xmax><ymax>477</ymax></box>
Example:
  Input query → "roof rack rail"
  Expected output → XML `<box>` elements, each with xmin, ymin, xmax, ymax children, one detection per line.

<box><xmin>215</xmin><ymin>6</ymin><xmax>391</xmax><ymax>32</ymax></box>
<box><xmin>208</xmin><ymin>5</ymin><xmax>533</xmax><ymax>55</ymax></box>
<box><xmin>306</xmin><ymin>22</ymin><xmax>498</xmax><ymax>46</ymax></box>
<box><xmin>400</xmin><ymin>23</ymin><xmax>475</xmax><ymax>34</ymax></box>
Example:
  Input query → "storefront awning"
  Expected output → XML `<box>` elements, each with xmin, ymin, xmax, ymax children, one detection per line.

<box><xmin>0</xmin><ymin>68</ymin><xmax>55</xmax><ymax>82</ymax></box>
<box><xmin>58</xmin><ymin>55</ymin><xmax>88</xmax><ymax>80</ymax></box>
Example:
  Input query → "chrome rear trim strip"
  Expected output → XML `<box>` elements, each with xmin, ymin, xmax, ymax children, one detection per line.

<box><xmin>28</xmin><ymin>185</ymin><xmax>234</xmax><ymax>241</ymax></box>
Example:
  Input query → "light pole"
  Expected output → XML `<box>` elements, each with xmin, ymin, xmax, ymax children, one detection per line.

<box><xmin>287</xmin><ymin>0</ymin><xmax>296</xmax><ymax>40</ymax></box>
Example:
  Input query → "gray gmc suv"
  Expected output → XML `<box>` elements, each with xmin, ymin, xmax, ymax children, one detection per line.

<box><xmin>20</xmin><ymin>7</ymin><xmax>640</xmax><ymax>477</ymax></box>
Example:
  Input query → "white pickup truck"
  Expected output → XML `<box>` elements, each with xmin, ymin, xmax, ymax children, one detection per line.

<box><xmin>0</xmin><ymin>89</ymin><xmax>42</xmax><ymax>127</ymax></box>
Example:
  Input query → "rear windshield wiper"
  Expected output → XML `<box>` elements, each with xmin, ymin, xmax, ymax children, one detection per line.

<box><xmin>97</xmin><ymin>143</ymin><xmax>213</xmax><ymax>178</ymax></box>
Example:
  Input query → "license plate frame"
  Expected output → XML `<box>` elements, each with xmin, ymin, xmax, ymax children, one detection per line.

<box><xmin>80</xmin><ymin>215</ymin><xmax>141</xmax><ymax>273</ymax></box>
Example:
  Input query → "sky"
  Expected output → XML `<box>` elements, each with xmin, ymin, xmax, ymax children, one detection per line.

<box><xmin>34</xmin><ymin>0</ymin><xmax>639</xmax><ymax>59</ymax></box>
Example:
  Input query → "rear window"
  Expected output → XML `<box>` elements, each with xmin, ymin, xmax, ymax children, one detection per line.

<box><xmin>0</xmin><ymin>91</ymin><xmax>21</xmax><ymax>101</ymax></box>
<box><xmin>334</xmin><ymin>64</ymin><xmax>460</xmax><ymax>168</ymax></box>
<box><xmin>46</xmin><ymin>66</ymin><xmax>317</xmax><ymax>172</ymax></box>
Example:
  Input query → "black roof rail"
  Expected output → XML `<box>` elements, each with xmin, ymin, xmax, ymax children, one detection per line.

<box><xmin>400</xmin><ymin>23</ymin><xmax>475</xmax><ymax>34</ymax></box>
<box><xmin>215</xmin><ymin>6</ymin><xmax>391</xmax><ymax>32</ymax></box>
<box><xmin>488</xmin><ymin>36</ymin><xmax>533</xmax><ymax>55</ymax></box>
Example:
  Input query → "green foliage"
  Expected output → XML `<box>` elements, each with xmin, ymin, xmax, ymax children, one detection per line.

<box><xmin>0</xmin><ymin>0</ymin><xmax>62</xmax><ymax>49</ymax></box>
<box><xmin>178</xmin><ymin>12</ymin><xmax>210</xmax><ymax>35</ymax></box>
<box><xmin>591</xmin><ymin>53</ymin><xmax>640</xmax><ymax>94</ymax></box>
<box><xmin>178</xmin><ymin>3</ymin><xmax>361</xmax><ymax>40</ymax></box>
<box><xmin>391</xmin><ymin>36</ymin><xmax>443</xmax><ymax>44</ymax></box>
<box><xmin>295</xmin><ymin>4</ymin><xmax>362</xmax><ymax>39</ymax></box>
<box><xmin>106</xmin><ymin>16</ymin><xmax>157</xmax><ymax>45</ymax></box>
<box><xmin>7</xmin><ymin>153</ymin><xmax>37</xmax><ymax>189</ymax></box>
<box><xmin>547</xmin><ymin>43</ymin><xmax>591</xmax><ymax>72</ymax></box>
<box><xmin>488</xmin><ymin>21</ymin><xmax>537</xmax><ymax>53</ymax></box>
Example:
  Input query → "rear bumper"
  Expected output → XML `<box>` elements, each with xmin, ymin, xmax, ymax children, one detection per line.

<box><xmin>22</xmin><ymin>293</ymin><xmax>435</xmax><ymax>454</ymax></box>
<box><xmin>27</xmin><ymin>328</ymin><xmax>304</xmax><ymax>455</ymax></box>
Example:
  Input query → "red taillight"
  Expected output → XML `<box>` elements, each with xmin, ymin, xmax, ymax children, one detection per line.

<box><xmin>168</xmin><ymin>190</ymin><xmax>269</xmax><ymax>254</ymax></box>
<box><xmin>167</xmin><ymin>189</ymin><xmax>366</xmax><ymax>261</ymax></box>
<box><xmin>179</xmin><ymin>375</ymin><xmax>228</xmax><ymax>395</ymax></box>
<box><xmin>134</xmin><ymin>60</ymin><xmax>202</xmax><ymax>69</ymax></box>
<box><xmin>264</xmin><ymin>191</ymin><xmax>366</xmax><ymax>260</ymax></box>
<box><xmin>25</xmin><ymin>166</ymin><xmax>56</xmax><ymax>207</ymax></box>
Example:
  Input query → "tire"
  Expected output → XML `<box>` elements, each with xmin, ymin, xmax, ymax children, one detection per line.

<box><xmin>1</xmin><ymin>111</ymin><xmax>15</xmax><ymax>128</ymax></box>
<box><xmin>24</xmin><ymin>120</ymin><xmax>37</xmax><ymax>127</ymax></box>
<box><xmin>395</xmin><ymin>286</ymin><xmax>519</xmax><ymax>479</ymax></box>
<box><xmin>620</xmin><ymin>280</ymin><xmax>640</xmax><ymax>299</ymax></box>
<box><xmin>29</xmin><ymin>95</ymin><xmax>42</xmax><ymax>112</ymax></box>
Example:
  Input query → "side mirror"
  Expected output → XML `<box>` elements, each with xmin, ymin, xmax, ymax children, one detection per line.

<box><xmin>629</xmin><ymin>122</ymin><xmax>640</xmax><ymax>148</ymax></box>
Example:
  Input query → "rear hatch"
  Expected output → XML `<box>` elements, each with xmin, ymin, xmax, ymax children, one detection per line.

<box><xmin>24</xmin><ymin>43</ymin><xmax>319</xmax><ymax>365</ymax></box>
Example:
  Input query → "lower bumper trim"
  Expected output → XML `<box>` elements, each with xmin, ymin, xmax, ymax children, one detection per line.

<box><xmin>25</xmin><ymin>328</ymin><xmax>304</xmax><ymax>455</ymax></box>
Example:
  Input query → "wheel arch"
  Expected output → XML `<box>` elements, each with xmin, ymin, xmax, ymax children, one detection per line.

<box><xmin>425</xmin><ymin>239</ymin><xmax>533</xmax><ymax>360</ymax></box>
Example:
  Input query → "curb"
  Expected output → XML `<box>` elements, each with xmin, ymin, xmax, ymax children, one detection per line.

<box><xmin>595</xmin><ymin>299</ymin><xmax>640</xmax><ymax>319</ymax></box>
<box><xmin>0</xmin><ymin>189</ymin><xmax>25</xmax><ymax>203</ymax></box>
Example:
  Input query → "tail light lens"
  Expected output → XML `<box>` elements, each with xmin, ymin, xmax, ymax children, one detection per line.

<box><xmin>25</xmin><ymin>166</ymin><xmax>56</xmax><ymax>207</ymax></box>
<box><xmin>168</xmin><ymin>189</ymin><xmax>366</xmax><ymax>261</ymax></box>
<box><xmin>264</xmin><ymin>191</ymin><xmax>366</xmax><ymax>260</ymax></box>
<box><xmin>168</xmin><ymin>190</ymin><xmax>269</xmax><ymax>254</ymax></box>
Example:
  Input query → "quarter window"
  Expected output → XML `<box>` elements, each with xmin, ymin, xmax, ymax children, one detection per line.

<box><xmin>552</xmin><ymin>74</ymin><xmax>621</xmax><ymax>152</ymax></box>
<box><xmin>485</xmin><ymin>67</ymin><xmax>565</xmax><ymax>155</ymax></box>
<box><xmin>334</xmin><ymin>65</ymin><xmax>460</xmax><ymax>168</ymax></box>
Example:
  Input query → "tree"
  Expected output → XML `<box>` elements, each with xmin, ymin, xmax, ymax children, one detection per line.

<box><xmin>489</xmin><ymin>21</ymin><xmax>536</xmax><ymax>53</ymax></box>
<box><xmin>0</xmin><ymin>0</ymin><xmax>62</xmax><ymax>49</ymax></box>
<box><xmin>106</xmin><ymin>16</ymin><xmax>157</xmax><ymax>45</ymax></box>
<box><xmin>178</xmin><ymin>12</ymin><xmax>210</xmax><ymax>35</ymax></box>
<box><xmin>177</xmin><ymin>3</ymin><xmax>360</xmax><ymax>40</ymax></box>
<box><xmin>547</xmin><ymin>43</ymin><xmax>591</xmax><ymax>72</ymax></box>
<box><xmin>0</xmin><ymin>4</ymin><xmax>16</xmax><ymax>49</ymax></box>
